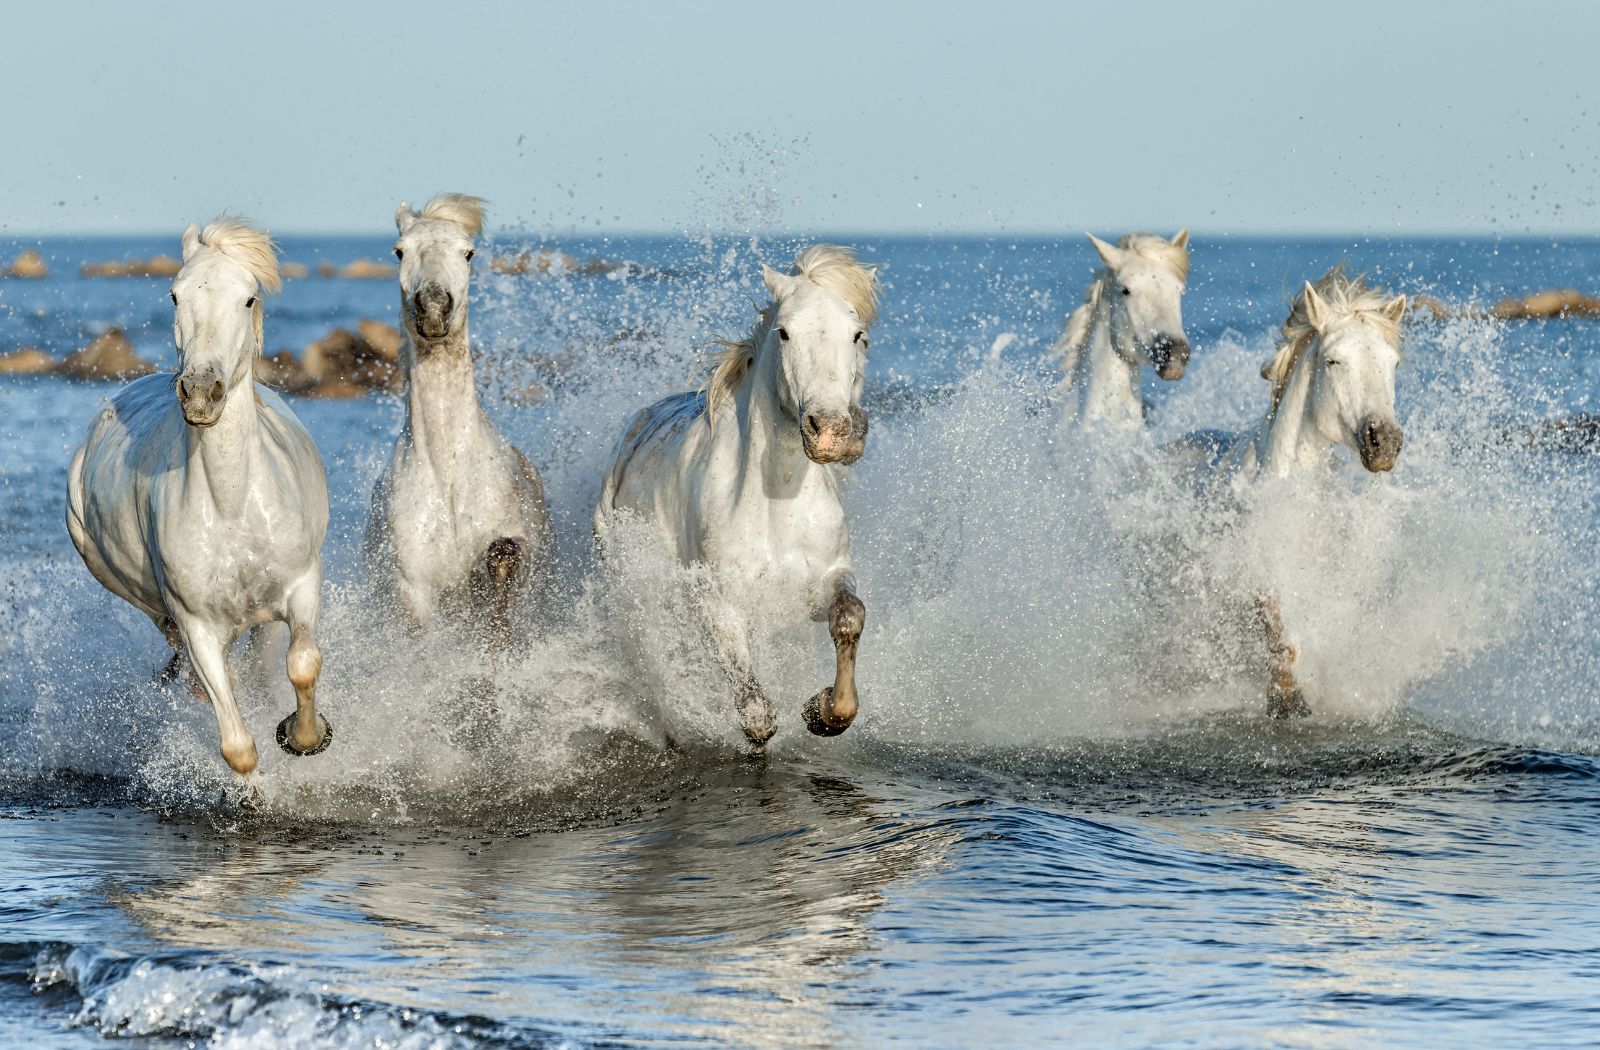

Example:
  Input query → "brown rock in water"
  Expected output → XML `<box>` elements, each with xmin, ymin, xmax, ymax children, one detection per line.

<box><xmin>316</xmin><ymin>261</ymin><xmax>337</xmax><ymax>278</ymax></box>
<box><xmin>356</xmin><ymin>319</ymin><xmax>401</xmax><ymax>359</ymax></box>
<box><xmin>301</xmin><ymin>323</ymin><xmax>400</xmax><ymax>393</ymax></box>
<box><xmin>281</xmin><ymin>262</ymin><xmax>309</xmax><ymax>280</ymax></box>
<box><xmin>338</xmin><ymin>259</ymin><xmax>397</xmax><ymax>280</ymax></box>
<box><xmin>56</xmin><ymin>328</ymin><xmax>157</xmax><ymax>380</ymax></box>
<box><xmin>0</xmin><ymin>346</ymin><xmax>55</xmax><ymax>373</ymax></box>
<box><xmin>80</xmin><ymin>254</ymin><xmax>183</xmax><ymax>279</ymax></box>
<box><xmin>491</xmin><ymin>249</ymin><xmax>580</xmax><ymax>275</ymax></box>
<box><xmin>1492</xmin><ymin>289</ymin><xmax>1600</xmax><ymax>320</ymax></box>
<box><xmin>5</xmin><ymin>250</ymin><xmax>48</xmax><ymax>279</ymax></box>
<box><xmin>256</xmin><ymin>350</ymin><xmax>313</xmax><ymax>392</ymax></box>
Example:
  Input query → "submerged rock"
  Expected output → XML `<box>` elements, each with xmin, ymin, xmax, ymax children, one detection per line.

<box><xmin>1493</xmin><ymin>289</ymin><xmax>1600</xmax><ymax>321</ymax></box>
<box><xmin>57</xmin><ymin>328</ymin><xmax>157</xmax><ymax>380</ymax></box>
<box><xmin>338</xmin><ymin>259</ymin><xmax>397</xmax><ymax>280</ymax></box>
<box><xmin>4</xmin><ymin>250</ymin><xmax>48</xmax><ymax>279</ymax></box>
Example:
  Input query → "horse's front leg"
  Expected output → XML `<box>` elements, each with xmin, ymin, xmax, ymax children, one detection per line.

<box><xmin>1254</xmin><ymin>593</ymin><xmax>1309</xmax><ymax>719</ymax></box>
<box><xmin>481</xmin><ymin>536</ymin><xmax>526</xmax><ymax>655</ymax></box>
<box><xmin>702</xmin><ymin>599</ymin><xmax>775</xmax><ymax>747</ymax></box>
<box><xmin>277</xmin><ymin>580</ymin><xmax>333</xmax><ymax>756</ymax></box>
<box><xmin>803</xmin><ymin>578</ymin><xmax>864</xmax><ymax>737</ymax></box>
<box><xmin>175</xmin><ymin>618</ymin><xmax>258</xmax><ymax>774</ymax></box>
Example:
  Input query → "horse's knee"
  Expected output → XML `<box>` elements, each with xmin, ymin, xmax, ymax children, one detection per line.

<box><xmin>830</xmin><ymin>592</ymin><xmax>865</xmax><ymax>645</ymax></box>
<box><xmin>486</xmin><ymin>537</ymin><xmax>523</xmax><ymax>586</ymax></box>
<box><xmin>286</xmin><ymin>632</ymin><xmax>322</xmax><ymax>691</ymax></box>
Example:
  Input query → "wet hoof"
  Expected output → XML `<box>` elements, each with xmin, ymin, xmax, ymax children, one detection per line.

<box><xmin>276</xmin><ymin>712</ymin><xmax>333</xmax><ymax>756</ymax></box>
<box><xmin>738</xmin><ymin>694</ymin><xmax>776</xmax><ymax>748</ymax></box>
<box><xmin>803</xmin><ymin>687</ymin><xmax>854</xmax><ymax>737</ymax></box>
<box><xmin>1268</xmin><ymin>689</ymin><xmax>1311</xmax><ymax>720</ymax></box>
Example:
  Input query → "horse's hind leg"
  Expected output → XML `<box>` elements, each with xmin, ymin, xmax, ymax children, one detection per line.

<box><xmin>803</xmin><ymin>580</ymin><xmax>864</xmax><ymax>737</ymax></box>
<box><xmin>703</xmin><ymin>600</ymin><xmax>775</xmax><ymax>747</ymax></box>
<box><xmin>157</xmin><ymin>617</ymin><xmax>208</xmax><ymax>703</ymax></box>
<box><xmin>483</xmin><ymin>537</ymin><xmax>525</xmax><ymax>654</ymax></box>
<box><xmin>277</xmin><ymin>581</ymin><xmax>332</xmax><ymax>757</ymax></box>
<box><xmin>176</xmin><ymin>620</ymin><xmax>257</xmax><ymax>774</ymax></box>
<box><xmin>1254</xmin><ymin>594</ymin><xmax>1309</xmax><ymax>719</ymax></box>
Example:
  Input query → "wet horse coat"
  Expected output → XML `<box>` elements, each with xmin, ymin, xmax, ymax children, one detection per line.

<box><xmin>595</xmin><ymin>245</ymin><xmax>878</xmax><ymax>745</ymax></box>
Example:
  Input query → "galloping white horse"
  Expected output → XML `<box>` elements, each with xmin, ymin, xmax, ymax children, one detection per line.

<box><xmin>595</xmin><ymin>245</ymin><xmax>879</xmax><ymax>746</ymax></box>
<box><xmin>1058</xmin><ymin>230</ymin><xmax>1192</xmax><ymax>429</ymax></box>
<box><xmin>365</xmin><ymin>194</ymin><xmax>551</xmax><ymax>649</ymax></box>
<box><xmin>66</xmin><ymin>218</ymin><xmax>331</xmax><ymax>774</ymax></box>
<box><xmin>1190</xmin><ymin>267</ymin><xmax>1407</xmax><ymax>715</ymax></box>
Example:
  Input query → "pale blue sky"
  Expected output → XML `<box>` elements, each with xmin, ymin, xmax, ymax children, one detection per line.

<box><xmin>6</xmin><ymin>1</ymin><xmax>1597</xmax><ymax>236</ymax></box>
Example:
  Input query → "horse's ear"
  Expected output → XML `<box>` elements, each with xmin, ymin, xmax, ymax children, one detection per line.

<box><xmin>1383</xmin><ymin>294</ymin><xmax>1408</xmax><ymax>323</ymax></box>
<box><xmin>395</xmin><ymin>203</ymin><xmax>417</xmax><ymax>234</ymax></box>
<box><xmin>762</xmin><ymin>264</ymin><xmax>796</xmax><ymax>300</ymax></box>
<box><xmin>1170</xmin><ymin>228</ymin><xmax>1190</xmax><ymax>250</ymax></box>
<box><xmin>1087</xmin><ymin>233</ymin><xmax>1124</xmax><ymax>269</ymax></box>
<box><xmin>180</xmin><ymin>224</ymin><xmax>202</xmax><ymax>262</ymax></box>
<box><xmin>1303</xmin><ymin>281</ymin><xmax>1329</xmax><ymax>331</ymax></box>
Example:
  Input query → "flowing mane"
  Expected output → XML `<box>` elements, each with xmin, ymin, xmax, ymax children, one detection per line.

<box><xmin>706</xmin><ymin>244</ymin><xmax>881</xmax><ymax>423</ymax></box>
<box><xmin>193</xmin><ymin>217</ymin><xmax>282</xmax><ymax>294</ymax></box>
<box><xmin>1261</xmin><ymin>266</ymin><xmax>1404</xmax><ymax>411</ymax></box>
<box><xmin>408</xmin><ymin>193</ymin><xmax>487</xmax><ymax>237</ymax></box>
<box><xmin>1057</xmin><ymin>232</ymin><xmax>1190</xmax><ymax>381</ymax></box>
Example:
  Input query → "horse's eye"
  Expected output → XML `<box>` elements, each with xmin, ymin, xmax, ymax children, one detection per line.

<box><xmin>853</xmin><ymin>331</ymin><xmax>865</xmax><ymax>344</ymax></box>
<box><xmin>777</xmin><ymin>326</ymin><xmax>790</xmax><ymax>342</ymax></box>
<box><xmin>465</xmin><ymin>249</ymin><xmax>475</xmax><ymax>262</ymax></box>
<box><xmin>1326</xmin><ymin>359</ymin><xmax>1341</xmax><ymax>367</ymax></box>
<box><xmin>169</xmin><ymin>291</ymin><xmax>177</xmax><ymax>305</ymax></box>
<box><xmin>394</xmin><ymin>247</ymin><xmax>404</xmax><ymax>260</ymax></box>
<box><xmin>1121</xmin><ymin>286</ymin><xmax>1132</xmax><ymax>296</ymax></box>
<box><xmin>244</xmin><ymin>296</ymin><xmax>256</xmax><ymax>309</ymax></box>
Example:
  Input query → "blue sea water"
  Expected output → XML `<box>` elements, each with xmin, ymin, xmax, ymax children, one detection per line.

<box><xmin>2</xmin><ymin>232</ymin><xmax>1600</xmax><ymax>1047</ymax></box>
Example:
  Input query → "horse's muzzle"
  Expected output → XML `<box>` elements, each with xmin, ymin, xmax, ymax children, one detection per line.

<box><xmin>1150</xmin><ymin>336</ymin><xmax>1190</xmax><ymax>381</ymax></box>
<box><xmin>411</xmin><ymin>283</ymin><xmax>454</xmax><ymax>341</ymax></box>
<box><xmin>1359</xmin><ymin>417</ymin><xmax>1404</xmax><ymax>472</ymax></box>
<box><xmin>176</xmin><ymin>370</ymin><xmax>227</xmax><ymax>428</ymax></box>
<box><xmin>801</xmin><ymin>410</ymin><xmax>857</xmax><ymax>464</ymax></box>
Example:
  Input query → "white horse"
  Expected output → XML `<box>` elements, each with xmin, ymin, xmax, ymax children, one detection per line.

<box><xmin>1185</xmin><ymin>267</ymin><xmax>1407</xmax><ymax>716</ymax></box>
<box><xmin>1057</xmin><ymin>230</ymin><xmax>1192</xmax><ymax>429</ymax></box>
<box><xmin>66</xmin><ymin>218</ymin><xmax>331</xmax><ymax>775</ymax></box>
<box><xmin>594</xmin><ymin>245</ymin><xmax>879</xmax><ymax>746</ymax></box>
<box><xmin>365</xmin><ymin>194</ymin><xmax>552</xmax><ymax>650</ymax></box>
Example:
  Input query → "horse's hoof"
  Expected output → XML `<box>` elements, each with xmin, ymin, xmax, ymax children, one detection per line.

<box><xmin>803</xmin><ymin>687</ymin><xmax>853</xmax><ymax>737</ymax></box>
<box><xmin>740</xmin><ymin>711</ymin><xmax>776</xmax><ymax>748</ymax></box>
<box><xmin>276</xmin><ymin>712</ymin><xmax>333</xmax><ymax>756</ymax></box>
<box><xmin>1268</xmin><ymin>689</ymin><xmax>1310</xmax><ymax>719</ymax></box>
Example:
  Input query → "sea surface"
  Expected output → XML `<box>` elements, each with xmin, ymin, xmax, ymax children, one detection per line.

<box><xmin>3</xmin><ymin>233</ymin><xmax>1600</xmax><ymax>1047</ymax></box>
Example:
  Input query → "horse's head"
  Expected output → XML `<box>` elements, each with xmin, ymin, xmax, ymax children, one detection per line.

<box><xmin>170</xmin><ymin>218</ymin><xmax>281</xmax><ymax>427</ymax></box>
<box><xmin>760</xmin><ymin>247</ymin><xmax>879</xmax><ymax>464</ymax></box>
<box><xmin>1296</xmin><ymin>278</ymin><xmax>1408</xmax><ymax>472</ymax></box>
<box><xmin>393</xmin><ymin>194</ymin><xmax>485</xmax><ymax>346</ymax></box>
<box><xmin>1088</xmin><ymin>229</ymin><xmax>1191</xmax><ymax>380</ymax></box>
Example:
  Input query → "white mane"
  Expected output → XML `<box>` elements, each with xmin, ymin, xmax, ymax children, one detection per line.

<box><xmin>405</xmin><ymin>193</ymin><xmax>487</xmax><ymax>237</ymax></box>
<box><xmin>707</xmin><ymin>244</ymin><xmax>881</xmax><ymax>422</ymax></box>
<box><xmin>1261</xmin><ymin>266</ymin><xmax>1404</xmax><ymax>412</ymax></box>
<box><xmin>1057</xmin><ymin>232</ymin><xmax>1189</xmax><ymax>383</ymax></box>
<box><xmin>193</xmin><ymin>217</ymin><xmax>282</xmax><ymax>294</ymax></box>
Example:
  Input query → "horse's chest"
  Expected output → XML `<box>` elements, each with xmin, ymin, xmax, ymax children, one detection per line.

<box><xmin>389</xmin><ymin>456</ymin><xmax>520</xmax><ymax>574</ymax></box>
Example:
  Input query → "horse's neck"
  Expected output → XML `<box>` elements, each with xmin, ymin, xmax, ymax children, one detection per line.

<box><xmin>1253</xmin><ymin>350</ymin><xmax>1323</xmax><ymax>476</ymax></box>
<box><xmin>1077</xmin><ymin>296</ymin><xmax>1142</xmax><ymax>428</ymax></box>
<box><xmin>401</xmin><ymin>329</ymin><xmax>490</xmax><ymax>463</ymax></box>
<box><xmin>726</xmin><ymin>349</ymin><xmax>823</xmax><ymax>500</ymax></box>
<box><xmin>181</xmin><ymin>379</ymin><xmax>262</xmax><ymax>518</ymax></box>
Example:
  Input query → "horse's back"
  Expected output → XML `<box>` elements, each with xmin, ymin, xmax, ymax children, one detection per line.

<box><xmin>596</xmin><ymin>390</ymin><xmax>708</xmax><ymax>533</ymax></box>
